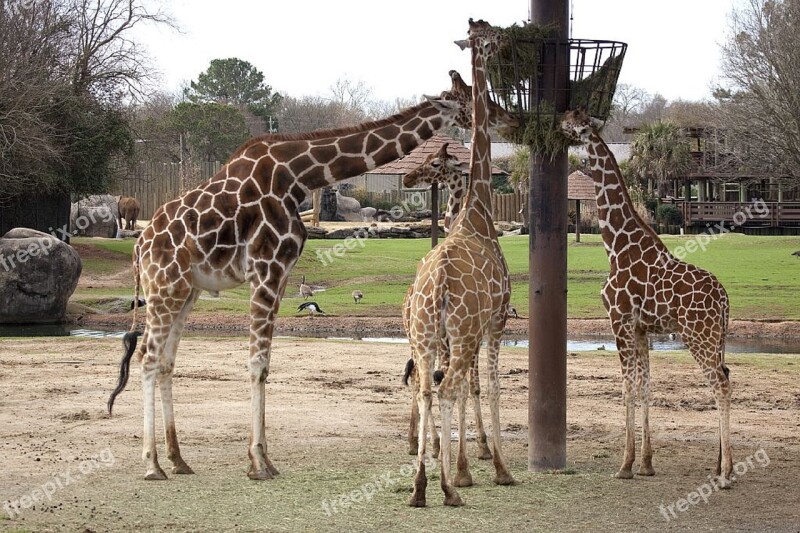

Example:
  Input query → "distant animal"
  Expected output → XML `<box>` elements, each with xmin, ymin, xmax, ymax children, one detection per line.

<box><xmin>792</xmin><ymin>251</ymin><xmax>800</xmax><ymax>257</ymax></box>
<box><xmin>507</xmin><ymin>305</ymin><xmax>518</xmax><ymax>319</ymax></box>
<box><xmin>117</xmin><ymin>196</ymin><xmax>140</xmax><ymax>230</ymax></box>
<box><xmin>299</xmin><ymin>276</ymin><xmax>314</xmax><ymax>299</ymax></box>
<box><xmin>129</xmin><ymin>297</ymin><xmax>146</xmax><ymax>311</ymax></box>
<box><xmin>297</xmin><ymin>301</ymin><xmax>325</xmax><ymax>316</ymax></box>
<box><xmin>352</xmin><ymin>290</ymin><xmax>363</xmax><ymax>304</ymax></box>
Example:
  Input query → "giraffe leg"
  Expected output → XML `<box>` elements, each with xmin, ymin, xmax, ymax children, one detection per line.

<box><xmin>485</xmin><ymin>323</ymin><xmax>514</xmax><ymax>486</ymax></box>
<box><xmin>635</xmin><ymin>329</ymin><xmax>655</xmax><ymax>476</ymax></box>
<box><xmin>141</xmin><ymin>321</ymin><xmax>171</xmax><ymax>480</ymax></box>
<box><xmin>613</xmin><ymin>323</ymin><xmax>637</xmax><ymax>480</ymax></box>
<box><xmin>683</xmin><ymin>333</ymin><xmax>733</xmax><ymax>487</ymax></box>
<box><xmin>246</xmin><ymin>280</ymin><xmax>281</xmax><ymax>480</ymax></box>
<box><xmin>409</xmin><ymin>349</ymin><xmax>434</xmax><ymax>507</ymax></box>
<box><xmin>408</xmin><ymin>375</ymin><xmax>419</xmax><ymax>455</ymax></box>
<box><xmin>438</xmin><ymin>374</ymin><xmax>463</xmax><ymax>506</ymax></box>
<box><xmin>454</xmin><ymin>381</ymin><xmax>473</xmax><ymax>487</ymax></box>
<box><xmin>160</xmin><ymin>289</ymin><xmax>201</xmax><ymax>475</ymax></box>
<box><xmin>470</xmin><ymin>346</ymin><xmax>492</xmax><ymax>460</ymax></box>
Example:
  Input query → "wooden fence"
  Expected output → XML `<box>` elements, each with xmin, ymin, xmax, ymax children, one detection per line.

<box><xmin>112</xmin><ymin>161</ymin><xmax>222</xmax><ymax>219</ymax></box>
<box><xmin>491</xmin><ymin>192</ymin><xmax>528</xmax><ymax>223</ymax></box>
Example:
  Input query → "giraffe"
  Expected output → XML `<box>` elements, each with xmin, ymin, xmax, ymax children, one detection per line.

<box><xmin>407</xmin><ymin>19</ymin><xmax>515</xmax><ymax>507</ymax></box>
<box><xmin>560</xmin><ymin>109</ymin><xmax>733</xmax><ymax>487</ymax></box>
<box><xmin>401</xmin><ymin>143</ymin><xmax>491</xmax><ymax>461</ymax></box>
<box><xmin>105</xmin><ymin>70</ymin><xmax>519</xmax><ymax>482</ymax></box>
<box><xmin>402</xmin><ymin>141</ymin><xmax>466</xmax><ymax>233</ymax></box>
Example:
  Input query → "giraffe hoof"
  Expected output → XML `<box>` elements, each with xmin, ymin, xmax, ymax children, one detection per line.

<box><xmin>477</xmin><ymin>448</ymin><xmax>493</xmax><ymax>461</ymax></box>
<box><xmin>614</xmin><ymin>469</ymin><xmax>634</xmax><ymax>480</ymax></box>
<box><xmin>493</xmin><ymin>473</ymin><xmax>516</xmax><ymax>486</ymax></box>
<box><xmin>717</xmin><ymin>476</ymin><xmax>732</xmax><ymax>489</ymax></box>
<box><xmin>247</xmin><ymin>468</ymin><xmax>274</xmax><ymax>480</ymax></box>
<box><xmin>637</xmin><ymin>465</ymin><xmax>655</xmax><ymax>476</ymax></box>
<box><xmin>144</xmin><ymin>468</ymin><xmax>168</xmax><ymax>481</ymax></box>
<box><xmin>266</xmin><ymin>463</ymin><xmax>280</xmax><ymax>476</ymax></box>
<box><xmin>172</xmin><ymin>463</ymin><xmax>195</xmax><ymax>475</ymax></box>
<box><xmin>454</xmin><ymin>471</ymin><xmax>473</xmax><ymax>487</ymax></box>
<box><xmin>408</xmin><ymin>493</ymin><xmax>427</xmax><ymax>507</ymax></box>
<box><xmin>443</xmin><ymin>491</ymin><xmax>464</xmax><ymax>507</ymax></box>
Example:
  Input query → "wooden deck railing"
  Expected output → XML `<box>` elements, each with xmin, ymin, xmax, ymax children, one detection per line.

<box><xmin>675</xmin><ymin>201</ymin><xmax>800</xmax><ymax>227</ymax></box>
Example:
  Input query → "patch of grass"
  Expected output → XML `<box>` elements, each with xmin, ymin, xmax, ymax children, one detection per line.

<box><xmin>70</xmin><ymin>233</ymin><xmax>800</xmax><ymax>321</ymax></box>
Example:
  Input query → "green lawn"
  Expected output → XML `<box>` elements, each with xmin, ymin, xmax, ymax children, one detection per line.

<box><xmin>71</xmin><ymin>232</ymin><xmax>800</xmax><ymax>320</ymax></box>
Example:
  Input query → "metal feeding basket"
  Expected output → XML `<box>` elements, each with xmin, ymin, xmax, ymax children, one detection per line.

<box><xmin>487</xmin><ymin>35</ymin><xmax>627</xmax><ymax>132</ymax></box>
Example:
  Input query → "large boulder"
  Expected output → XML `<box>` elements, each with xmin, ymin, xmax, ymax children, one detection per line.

<box><xmin>0</xmin><ymin>228</ymin><xmax>82</xmax><ymax>324</ymax></box>
<box><xmin>335</xmin><ymin>191</ymin><xmax>363</xmax><ymax>222</ymax></box>
<box><xmin>70</xmin><ymin>195</ymin><xmax>119</xmax><ymax>238</ymax></box>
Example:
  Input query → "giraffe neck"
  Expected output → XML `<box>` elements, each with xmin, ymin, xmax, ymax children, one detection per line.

<box><xmin>586</xmin><ymin>132</ymin><xmax>667</xmax><ymax>257</ymax></box>
<box><xmin>234</xmin><ymin>101</ymin><xmax>449</xmax><ymax>201</ymax></box>
<box><xmin>457</xmin><ymin>43</ymin><xmax>497</xmax><ymax>240</ymax></box>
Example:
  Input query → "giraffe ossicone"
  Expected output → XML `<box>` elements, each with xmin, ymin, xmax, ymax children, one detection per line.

<box><xmin>407</xmin><ymin>19</ymin><xmax>517</xmax><ymax>508</ymax></box>
<box><xmin>105</xmin><ymin>69</ymin><xmax>518</xmax><ymax>482</ymax></box>
<box><xmin>560</xmin><ymin>108</ymin><xmax>734</xmax><ymax>488</ymax></box>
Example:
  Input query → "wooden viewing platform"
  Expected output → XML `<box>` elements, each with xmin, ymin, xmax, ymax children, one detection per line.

<box><xmin>674</xmin><ymin>200</ymin><xmax>800</xmax><ymax>227</ymax></box>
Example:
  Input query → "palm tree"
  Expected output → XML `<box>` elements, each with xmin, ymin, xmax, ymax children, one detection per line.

<box><xmin>628</xmin><ymin>121</ymin><xmax>692</xmax><ymax>199</ymax></box>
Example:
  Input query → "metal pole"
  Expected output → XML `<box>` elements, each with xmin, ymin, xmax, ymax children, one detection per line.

<box><xmin>431</xmin><ymin>185</ymin><xmax>439</xmax><ymax>248</ymax></box>
<box><xmin>528</xmin><ymin>0</ymin><xmax>569</xmax><ymax>472</ymax></box>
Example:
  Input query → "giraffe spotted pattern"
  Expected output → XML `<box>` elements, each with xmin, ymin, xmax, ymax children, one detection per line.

<box><xmin>560</xmin><ymin>109</ymin><xmax>733</xmax><ymax>487</ymax></box>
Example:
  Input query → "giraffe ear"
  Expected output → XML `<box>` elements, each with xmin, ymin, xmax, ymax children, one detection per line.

<box><xmin>590</xmin><ymin>117</ymin><xmax>605</xmax><ymax>130</ymax></box>
<box><xmin>454</xmin><ymin>39</ymin><xmax>470</xmax><ymax>50</ymax></box>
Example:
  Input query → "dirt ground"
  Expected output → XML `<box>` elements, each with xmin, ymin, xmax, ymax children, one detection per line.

<box><xmin>0</xmin><ymin>336</ymin><xmax>798</xmax><ymax>532</ymax></box>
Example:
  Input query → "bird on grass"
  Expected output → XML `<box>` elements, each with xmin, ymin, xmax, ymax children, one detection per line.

<box><xmin>297</xmin><ymin>301</ymin><xmax>325</xmax><ymax>316</ymax></box>
<box><xmin>299</xmin><ymin>275</ymin><xmax>314</xmax><ymax>299</ymax></box>
<box><xmin>507</xmin><ymin>305</ymin><xmax>518</xmax><ymax>319</ymax></box>
<box><xmin>352</xmin><ymin>290</ymin><xmax>363</xmax><ymax>304</ymax></box>
<box><xmin>792</xmin><ymin>251</ymin><xmax>800</xmax><ymax>258</ymax></box>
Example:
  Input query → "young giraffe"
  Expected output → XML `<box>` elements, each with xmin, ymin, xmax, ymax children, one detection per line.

<box><xmin>400</xmin><ymin>143</ymin><xmax>491</xmax><ymax>461</ymax></box>
<box><xmin>408</xmin><ymin>19</ymin><xmax>515</xmax><ymax>507</ymax></box>
<box><xmin>560</xmin><ymin>109</ymin><xmax>733</xmax><ymax>487</ymax></box>
<box><xmin>106</xmin><ymin>71</ymin><xmax>519</xmax><ymax>481</ymax></box>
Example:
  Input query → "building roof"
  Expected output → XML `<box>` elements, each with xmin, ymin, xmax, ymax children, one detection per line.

<box><xmin>568</xmin><ymin>171</ymin><xmax>595</xmax><ymax>201</ymax></box>
<box><xmin>369</xmin><ymin>135</ymin><xmax>506</xmax><ymax>176</ymax></box>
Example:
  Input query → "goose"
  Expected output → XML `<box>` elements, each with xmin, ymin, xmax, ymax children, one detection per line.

<box><xmin>297</xmin><ymin>301</ymin><xmax>325</xmax><ymax>316</ymax></box>
<box><xmin>299</xmin><ymin>276</ymin><xmax>314</xmax><ymax>299</ymax></box>
<box><xmin>352</xmin><ymin>290</ymin><xmax>363</xmax><ymax>304</ymax></box>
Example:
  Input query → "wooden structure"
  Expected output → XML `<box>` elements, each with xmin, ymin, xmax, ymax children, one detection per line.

<box><xmin>568</xmin><ymin>170</ymin><xmax>595</xmax><ymax>241</ymax></box>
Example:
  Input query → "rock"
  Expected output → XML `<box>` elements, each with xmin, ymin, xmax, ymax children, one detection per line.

<box><xmin>335</xmin><ymin>192</ymin><xmax>363</xmax><ymax>222</ymax></box>
<box><xmin>0</xmin><ymin>228</ymin><xmax>82</xmax><ymax>324</ymax></box>
<box><xmin>117</xmin><ymin>229</ymin><xmax>141</xmax><ymax>239</ymax></box>
<box><xmin>70</xmin><ymin>195</ymin><xmax>119</xmax><ymax>238</ymax></box>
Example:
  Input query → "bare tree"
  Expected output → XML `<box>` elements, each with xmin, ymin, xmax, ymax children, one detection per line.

<box><xmin>718</xmin><ymin>0</ymin><xmax>800</xmax><ymax>182</ymax></box>
<box><xmin>68</xmin><ymin>0</ymin><xmax>175</xmax><ymax>99</ymax></box>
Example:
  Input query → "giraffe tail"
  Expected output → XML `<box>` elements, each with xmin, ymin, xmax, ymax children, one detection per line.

<box><xmin>402</xmin><ymin>358</ymin><xmax>415</xmax><ymax>386</ymax></box>
<box><xmin>107</xmin><ymin>331</ymin><xmax>141</xmax><ymax>415</ymax></box>
<box><xmin>108</xmin><ymin>244</ymin><xmax>144</xmax><ymax>415</ymax></box>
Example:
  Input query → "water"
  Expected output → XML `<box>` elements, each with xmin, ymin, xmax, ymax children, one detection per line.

<box><xmin>2</xmin><ymin>326</ymin><xmax>799</xmax><ymax>354</ymax></box>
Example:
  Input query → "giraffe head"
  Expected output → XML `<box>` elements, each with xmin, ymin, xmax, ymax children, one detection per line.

<box><xmin>442</xmin><ymin>70</ymin><xmax>519</xmax><ymax>136</ymax></box>
<box><xmin>402</xmin><ymin>143</ymin><xmax>466</xmax><ymax>232</ymax></box>
<box><xmin>560</xmin><ymin>109</ymin><xmax>604</xmax><ymax>143</ymax></box>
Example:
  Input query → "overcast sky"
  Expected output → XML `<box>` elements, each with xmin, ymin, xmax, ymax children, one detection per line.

<box><xmin>136</xmin><ymin>0</ymin><xmax>739</xmax><ymax>104</ymax></box>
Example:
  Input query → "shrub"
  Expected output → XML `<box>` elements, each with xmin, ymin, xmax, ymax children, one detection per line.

<box><xmin>656</xmin><ymin>204</ymin><xmax>683</xmax><ymax>226</ymax></box>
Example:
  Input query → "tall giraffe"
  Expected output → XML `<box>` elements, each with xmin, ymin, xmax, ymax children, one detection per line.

<box><xmin>407</xmin><ymin>19</ymin><xmax>515</xmax><ymax>507</ymax></box>
<box><xmin>106</xmin><ymin>72</ymin><xmax>519</xmax><ymax>481</ymax></box>
<box><xmin>401</xmin><ymin>143</ymin><xmax>491</xmax><ymax>461</ymax></box>
<box><xmin>560</xmin><ymin>109</ymin><xmax>733</xmax><ymax>487</ymax></box>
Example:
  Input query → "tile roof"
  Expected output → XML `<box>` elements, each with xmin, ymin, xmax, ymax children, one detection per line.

<box><xmin>368</xmin><ymin>135</ymin><xmax>506</xmax><ymax>175</ymax></box>
<box><xmin>568</xmin><ymin>171</ymin><xmax>596</xmax><ymax>201</ymax></box>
